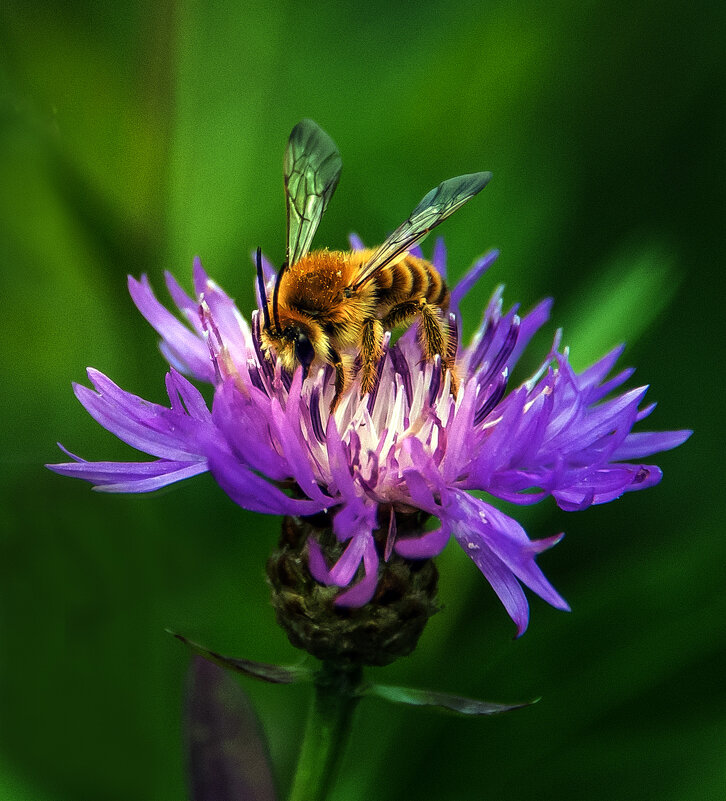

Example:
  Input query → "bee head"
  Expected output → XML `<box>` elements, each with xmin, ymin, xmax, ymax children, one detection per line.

<box><xmin>256</xmin><ymin>248</ymin><xmax>326</xmax><ymax>380</ymax></box>
<box><xmin>260</xmin><ymin>315</ymin><xmax>323</xmax><ymax>380</ymax></box>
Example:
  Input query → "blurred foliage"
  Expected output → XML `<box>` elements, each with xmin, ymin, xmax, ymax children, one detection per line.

<box><xmin>1</xmin><ymin>0</ymin><xmax>724</xmax><ymax>799</ymax></box>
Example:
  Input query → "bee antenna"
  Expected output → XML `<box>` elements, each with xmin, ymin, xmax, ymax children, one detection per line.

<box><xmin>255</xmin><ymin>247</ymin><xmax>272</xmax><ymax>331</ymax></box>
<box><xmin>272</xmin><ymin>261</ymin><xmax>287</xmax><ymax>334</ymax></box>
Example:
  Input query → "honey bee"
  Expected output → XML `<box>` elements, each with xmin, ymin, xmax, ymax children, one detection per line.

<box><xmin>257</xmin><ymin>119</ymin><xmax>491</xmax><ymax>411</ymax></box>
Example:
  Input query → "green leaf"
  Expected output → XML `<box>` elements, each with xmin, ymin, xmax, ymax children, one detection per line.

<box><xmin>561</xmin><ymin>239</ymin><xmax>680</xmax><ymax>370</ymax></box>
<box><xmin>361</xmin><ymin>683</ymin><xmax>537</xmax><ymax>716</ymax></box>
<box><xmin>186</xmin><ymin>656</ymin><xmax>277</xmax><ymax>801</ymax></box>
<box><xmin>170</xmin><ymin>630</ymin><xmax>313</xmax><ymax>685</ymax></box>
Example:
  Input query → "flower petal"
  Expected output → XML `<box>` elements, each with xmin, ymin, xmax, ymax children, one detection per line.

<box><xmin>73</xmin><ymin>369</ymin><xmax>212</xmax><ymax>461</ymax></box>
<box><xmin>95</xmin><ymin>461</ymin><xmax>208</xmax><ymax>492</ymax></box>
<box><xmin>128</xmin><ymin>275</ymin><xmax>214</xmax><ymax>381</ymax></box>
<box><xmin>395</xmin><ymin>524</ymin><xmax>450</xmax><ymax>559</ymax></box>
<box><xmin>192</xmin><ymin>256</ymin><xmax>252</xmax><ymax>366</ymax></box>
<box><xmin>465</xmin><ymin>540</ymin><xmax>531</xmax><ymax>637</ymax></box>
<box><xmin>206</xmin><ymin>447</ymin><xmax>325</xmax><ymax>516</ymax></box>
<box><xmin>451</xmin><ymin>250</ymin><xmax>499</xmax><ymax>310</ymax></box>
<box><xmin>334</xmin><ymin>535</ymin><xmax>379</xmax><ymax>607</ymax></box>
<box><xmin>47</xmin><ymin>455</ymin><xmax>207</xmax><ymax>492</ymax></box>
<box><xmin>612</xmin><ymin>429</ymin><xmax>692</xmax><ymax>460</ymax></box>
<box><xmin>447</xmin><ymin>492</ymin><xmax>569</xmax><ymax>623</ymax></box>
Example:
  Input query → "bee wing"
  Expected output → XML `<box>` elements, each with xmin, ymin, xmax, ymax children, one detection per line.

<box><xmin>284</xmin><ymin>119</ymin><xmax>342</xmax><ymax>267</ymax></box>
<box><xmin>347</xmin><ymin>171</ymin><xmax>492</xmax><ymax>293</ymax></box>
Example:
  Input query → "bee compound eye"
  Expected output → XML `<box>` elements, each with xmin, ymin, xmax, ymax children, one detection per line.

<box><xmin>294</xmin><ymin>333</ymin><xmax>315</xmax><ymax>377</ymax></box>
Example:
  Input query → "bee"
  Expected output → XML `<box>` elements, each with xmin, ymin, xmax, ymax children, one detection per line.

<box><xmin>257</xmin><ymin>119</ymin><xmax>491</xmax><ymax>411</ymax></box>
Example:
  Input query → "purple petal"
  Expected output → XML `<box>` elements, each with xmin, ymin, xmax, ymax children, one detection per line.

<box><xmin>384</xmin><ymin>508</ymin><xmax>397</xmax><ymax>561</ymax></box>
<box><xmin>206</xmin><ymin>447</ymin><xmax>325</xmax><ymax>516</ymax></box>
<box><xmin>636</xmin><ymin>402</ymin><xmax>657</xmax><ymax>422</ymax></box>
<box><xmin>334</xmin><ymin>536</ymin><xmax>379</xmax><ymax>607</ymax></box>
<box><xmin>47</xmin><ymin>456</ymin><xmax>207</xmax><ymax>492</ymax></box>
<box><xmin>470</xmin><ymin>500</ymin><xmax>568</xmax><ymax>610</ymax></box>
<box><xmin>128</xmin><ymin>275</ymin><xmax>215</xmax><ymax>382</ymax></box>
<box><xmin>267</xmin><ymin>372</ymin><xmax>331</xmax><ymax>504</ymax></box>
<box><xmin>73</xmin><ymin>370</ymin><xmax>211</xmax><ymax>461</ymax></box>
<box><xmin>259</xmin><ymin>251</ymin><xmax>277</xmax><ymax>284</ymax></box>
<box><xmin>506</xmin><ymin>298</ymin><xmax>552</xmax><ymax>371</ymax></box>
<box><xmin>441</xmin><ymin>377</ymin><xmax>479</xmax><ymax>483</ymax></box>
<box><xmin>468</xmin><ymin>385</ymin><xmax>530</xmax><ymax>485</ymax></box>
<box><xmin>466</xmin><ymin>541</ymin><xmax>531</xmax><ymax>637</ymax></box>
<box><xmin>164</xmin><ymin>271</ymin><xmax>204</xmax><ymax>332</ymax></box>
<box><xmin>585</xmin><ymin>367</ymin><xmax>636</xmax><ymax>404</ymax></box>
<box><xmin>431</xmin><ymin>237</ymin><xmax>447</xmax><ymax>277</ymax></box>
<box><xmin>307</xmin><ymin>537</ymin><xmax>334</xmax><ymax>584</ymax></box>
<box><xmin>402</xmin><ymin>468</ymin><xmax>440</xmax><ymax>514</ymax></box>
<box><xmin>325</xmin><ymin>415</ymin><xmax>357</xmax><ymax>498</ymax></box>
<box><xmin>211</xmin><ymin>380</ymin><xmax>292</xmax><ymax>481</ymax></box>
<box><xmin>395</xmin><ymin>524</ymin><xmax>450</xmax><ymax>559</ymax></box>
<box><xmin>348</xmin><ymin>233</ymin><xmax>365</xmax><ymax>251</ymax></box>
<box><xmin>451</xmin><ymin>250</ymin><xmax>499</xmax><ymax>310</ymax></box>
<box><xmin>332</xmin><ymin>497</ymin><xmax>377</xmax><ymax>546</ymax></box>
<box><xmin>95</xmin><ymin>461</ymin><xmax>208</xmax><ymax>492</ymax></box>
<box><xmin>308</xmin><ymin>512</ymin><xmax>377</xmax><ymax>600</ymax></box>
<box><xmin>192</xmin><ymin>257</ymin><xmax>251</xmax><ymax>365</ymax></box>
<box><xmin>330</xmin><ymin>535</ymin><xmax>369</xmax><ymax>587</ymax></box>
<box><xmin>612</xmin><ymin>430</ymin><xmax>692</xmax><ymax>460</ymax></box>
<box><xmin>447</xmin><ymin>491</ymin><xmax>569</xmax><ymax>618</ymax></box>
<box><xmin>165</xmin><ymin>369</ymin><xmax>213</xmax><ymax>422</ymax></box>
<box><xmin>576</xmin><ymin>345</ymin><xmax>625</xmax><ymax>391</ymax></box>
<box><xmin>553</xmin><ymin>464</ymin><xmax>663</xmax><ymax>510</ymax></box>
<box><xmin>546</xmin><ymin>385</ymin><xmax>648</xmax><ymax>455</ymax></box>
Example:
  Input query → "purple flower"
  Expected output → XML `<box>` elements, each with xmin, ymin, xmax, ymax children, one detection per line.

<box><xmin>48</xmin><ymin>239</ymin><xmax>690</xmax><ymax>635</ymax></box>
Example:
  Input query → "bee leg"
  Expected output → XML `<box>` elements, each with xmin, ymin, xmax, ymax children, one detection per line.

<box><xmin>383</xmin><ymin>298</ymin><xmax>446</xmax><ymax>360</ymax></box>
<box><xmin>381</xmin><ymin>300</ymin><xmax>419</xmax><ymax>331</ymax></box>
<box><xmin>384</xmin><ymin>299</ymin><xmax>458</xmax><ymax>395</ymax></box>
<box><xmin>360</xmin><ymin>318</ymin><xmax>384</xmax><ymax>395</ymax></box>
<box><xmin>328</xmin><ymin>345</ymin><xmax>350</xmax><ymax>413</ymax></box>
<box><xmin>418</xmin><ymin>300</ymin><xmax>460</xmax><ymax>395</ymax></box>
<box><xmin>415</xmin><ymin>299</ymin><xmax>446</xmax><ymax>360</ymax></box>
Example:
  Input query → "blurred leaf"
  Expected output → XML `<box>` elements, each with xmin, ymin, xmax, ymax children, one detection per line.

<box><xmin>561</xmin><ymin>240</ymin><xmax>680</xmax><ymax>370</ymax></box>
<box><xmin>3</xmin><ymin>3</ymin><xmax>174</xmax><ymax>240</ymax></box>
<box><xmin>361</xmin><ymin>683</ymin><xmax>536</xmax><ymax>716</ymax></box>
<box><xmin>172</xmin><ymin>631</ymin><xmax>313</xmax><ymax>685</ymax></box>
<box><xmin>167</xmin><ymin>1</ymin><xmax>286</xmax><ymax>272</ymax></box>
<box><xmin>0</xmin><ymin>756</ymin><xmax>54</xmax><ymax>801</ymax></box>
<box><xmin>186</xmin><ymin>656</ymin><xmax>277</xmax><ymax>801</ymax></box>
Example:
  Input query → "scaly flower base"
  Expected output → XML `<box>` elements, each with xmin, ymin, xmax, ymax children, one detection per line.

<box><xmin>267</xmin><ymin>513</ymin><xmax>439</xmax><ymax>666</ymax></box>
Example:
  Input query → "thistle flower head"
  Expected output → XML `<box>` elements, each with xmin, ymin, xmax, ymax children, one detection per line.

<box><xmin>48</xmin><ymin>237</ymin><xmax>690</xmax><ymax>636</ymax></box>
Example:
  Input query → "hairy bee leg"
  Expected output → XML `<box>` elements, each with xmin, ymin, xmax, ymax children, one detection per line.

<box><xmin>415</xmin><ymin>299</ymin><xmax>446</xmax><ymax>360</ymax></box>
<box><xmin>328</xmin><ymin>346</ymin><xmax>349</xmax><ymax>413</ymax></box>
<box><xmin>383</xmin><ymin>298</ymin><xmax>447</xmax><ymax>359</ymax></box>
<box><xmin>381</xmin><ymin>300</ymin><xmax>419</xmax><ymax>331</ymax></box>
<box><xmin>383</xmin><ymin>298</ymin><xmax>456</xmax><ymax>393</ymax></box>
<box><xmin>359</xmin><ymin>318</ymin><xmax>384</xmax><ymax>395</ymax></box>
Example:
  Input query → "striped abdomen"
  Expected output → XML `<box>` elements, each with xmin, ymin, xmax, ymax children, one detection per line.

<box><xmin>372</xmin><ymin>254</ymin><xmax>449</xmax><ymax>315</ymax></box>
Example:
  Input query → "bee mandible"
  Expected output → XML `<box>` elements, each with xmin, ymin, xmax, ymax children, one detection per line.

<box><xmin>257</xmin><ymin>119</ymin><xmax>491</xmax><ymax>411</ymax></box>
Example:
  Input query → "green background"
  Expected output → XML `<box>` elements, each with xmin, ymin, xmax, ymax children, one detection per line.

<box><xmin>1</xmin><ymin>1</ymin><xmax>724</xmax><ymax>799</ymax></box>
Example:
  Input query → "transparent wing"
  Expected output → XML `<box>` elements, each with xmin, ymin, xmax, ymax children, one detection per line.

<box><xmin>284</xmin><ymin>119</ymin><xmax>342</xmax><ymax>267</ymax></box>
<box><xmin>348</xmin><ymin>171</ymin><xmax>492</xmax><ymax>293</ymax></box>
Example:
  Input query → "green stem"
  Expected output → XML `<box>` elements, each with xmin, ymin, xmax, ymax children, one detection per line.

<box><xmin>288</xmin><ymin>661</ymin><xmax>362</xmax><ymax>801</ymax></box>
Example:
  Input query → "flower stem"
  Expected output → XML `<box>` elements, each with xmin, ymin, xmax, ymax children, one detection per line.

<box><xmin>288</xmin><ymin>661</ymin><xmax>362</xmax><ymax>801</ymax></box>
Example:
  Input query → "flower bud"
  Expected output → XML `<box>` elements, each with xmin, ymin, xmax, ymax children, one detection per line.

<box><xmin>267</xmin><ymin>512</ymin><xmax>439</xmax><ymax>667</ymax></box>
